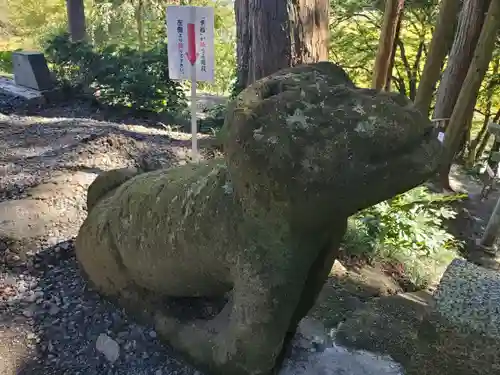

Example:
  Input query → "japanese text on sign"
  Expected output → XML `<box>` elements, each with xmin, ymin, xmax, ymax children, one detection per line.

<box><xmin>177</xmin><ymin>19</ymin><xmax>185</xmax><ymax>76</ymax></box>
<box><xmin>166</xmin><ymin>6</ymin><xmax>214</xmax><ymax>82</ymax></box>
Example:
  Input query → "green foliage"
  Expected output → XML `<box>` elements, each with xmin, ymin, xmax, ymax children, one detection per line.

<box><xmin>3</xmin><ymin>0</ymin><xmax>235</xmax><ymax>95</ymax></box>
<box><xmin>44</xmin><ymin>33</ymin><xmax>187</xmax><ymax>115</ymax></box>
<box><xmin>343</xmin><ymin>186</ymin><xmax>465</xmax><ymax>288</ymax></box>
<box><xmin>87</xmin><ymin>0</ymin><xmax>236</xmax><ymax>95</ymax></box>
<box><xmin>329</xmin><ymin>0</ymin><xmax>438</xmax><ymax>97</ymax></box>
<box><xmin>198</xmin><ymin>103</ymin><xmax>227</xmax><ymax>134</ymax></box>
<box><xmin>0</xmin><ymin>50</ymin><xmax>13</xmax><ymax>73</ymax></box>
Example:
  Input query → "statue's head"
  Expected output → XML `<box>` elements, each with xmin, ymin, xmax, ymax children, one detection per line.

<box><xmin>223</xmin><ymin>63</ymin><xmax>441</xmax><ymax>221</ymax></box>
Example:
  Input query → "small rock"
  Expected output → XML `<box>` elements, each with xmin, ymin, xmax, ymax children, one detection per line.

<box><xmin>149</xmin><ymin>330</ymin><xmax>157</xmax><ymax>338</ymax></box>
<box><xmin>48</xmin><ymin>304</ymin><xmax>60</xmax><ymax>316</ymax></box>
<box><xmin>6</xmin><ymin>253</ymin><xmax>21</xmax><ymax>265</ymax></box>
<box><xmin>155</xmin><ymin>370</ymin><xmax>162</xmax><ymax>375</ymax></box>
<box><xmin>3</xmin><ymin>275</ymin><xmax>17</xmax><ymax>286</ymax></box>
<box><xmin>331</xmin><ymin>260</ymin><xmax>347</xmax><ymax>276</ymax></box>
<box><xmin>96</xmin><ymin>333</ymin><xmax>120</xmax><ymax>363</ymax></box>
<box><xmin>60</xmin><ymin>242</ymin><xmax>70</xmax><ymax>250</ymax></box>
<box><xmin>46</xmin><ymin>237</ymin><xmax>59</xmax><ymax>247</ymax></box>
<box><xmin>22</xmin><ymin>306</ymin><xmax>35</xmax><ymax>318</ymax></box>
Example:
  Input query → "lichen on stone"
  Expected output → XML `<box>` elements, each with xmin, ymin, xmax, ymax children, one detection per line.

<box><xmin>76</xmin><ymin>61</ymin><xmax>442</xmax><ymax>375</ymax></box>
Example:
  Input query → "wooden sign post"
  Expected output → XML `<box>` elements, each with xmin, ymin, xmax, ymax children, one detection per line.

<box><xmin>166</xmin><ymin>5</ymin><xmax>215</xmax><ymax>161</ymax></box>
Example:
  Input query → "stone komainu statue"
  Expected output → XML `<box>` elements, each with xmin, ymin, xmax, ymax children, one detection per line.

<box><xmin>75</xmin><ymin>62</ymin><xmax>441</xmax><ymax>375</ymax></box>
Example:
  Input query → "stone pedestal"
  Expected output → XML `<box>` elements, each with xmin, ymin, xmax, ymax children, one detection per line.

<box><xmin>12</xmin><ymin>51</ymin><xmax>53</xmax><ymax>91</ymax></box>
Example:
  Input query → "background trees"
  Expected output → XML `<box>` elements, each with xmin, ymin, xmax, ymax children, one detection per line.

<box><xmin>1</xmin><ymin>0</ymin><xmax>500</xmax><ymax>188</ymax></box>
<box><xmin>234</xmin><ymin>0</ymin><xmax>329</xmax><ymax>89</ymax></box>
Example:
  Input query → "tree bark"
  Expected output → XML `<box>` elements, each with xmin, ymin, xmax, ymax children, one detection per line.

<box><xmin>438</xmin><ymin>0</ymin><xmax>500</xmax><ymax>189</ymax></box>
<box><xmin>467</xmin><ymin>57</ymin><xmax>500</xmax><ymax>166</ymax></box>
<box><xmin>135</xmin><ymin>0</ymin><xmax>145</xmax><ymax>51</ymax></box>
<box><xmin>372</xmin><ymin>0</ymin><xmax>405</xmax><ymax>90</ymax></box>
<box><xmin>235</xmin><ymin>0</ymin><xmax>329</xmax><ymax>89</ymax></box>
<box><xmin>433</xmin><ymin>0</ymin><xmax>490</xmax><ymax>121</ymax></box>
<box><xmin>384</xmin><ymin>11</ymin><xmax>403</xmax><ymax>91</ymax></box>
<box><xmin>66</xmin><ymin>0</ymin><xmax>87</xmax><ymax>42</ymax></box>
<box><xmin>414</xmin><ymin>0</ymin><xmax>461</xmax><ymax>115</ymax></box>
<box><xmin>486</xmin><ymin>108</ymin><xmax>500</xmax><ymax>172</ymax></box>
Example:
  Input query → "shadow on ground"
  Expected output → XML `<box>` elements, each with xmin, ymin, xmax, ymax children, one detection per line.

<box><xmin>2</xmin><ymin>240</ymin><xmax>200</xmax><ymax>375</ymax></box>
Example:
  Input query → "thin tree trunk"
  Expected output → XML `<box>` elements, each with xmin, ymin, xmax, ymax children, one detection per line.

<box><xmin>372</xmin><ymin>0</ymin><xmax>405</xmax><ymax>90</ymax></box>
<box><xmin>476</xmin><ymin>107</ymin><xmax>500</xmax><ymax>163</ymax></box>
<box><xmin>485</xmin><ymin>109</ymin><xmax>500</xmax><ymax>171</ymax></box>
<box><xmin>66</xmin><ymin>0</ymin><xmax>87</xmax><ymax>41</ymax></box>
<box><xmin>458</xmin><ymin>105</ymin><xmax>474</xmax><ymax>159</ymax></box>
<box><xmin>467</xmin><ymin>58</ymin><xmax>500</xmax><ymax>165</ymax></box>
<box><xmin>235</xmin><ymin>0</ymin><xmax>329</xmax><ymax>89</ymax></box>
<box><xmin>414</xmin><ymin>0</ymin><xmax>461</xmax><ymax>115</ymax></box>
<box><xmin>470</xmin><ymin>113</ymin><xmax>493</xmax><ymax>165</ymax></box>
<box><xmin>136</xmin><ymin>0</ymin><xmax>145</xmax><ymax>51</ymax></box>
<box><xmin>384</xmin><ymin>11</ymin><xmax>404</xmax><ymax>91</ymax></box>
<box><xmin>438</xmin><ymin>0</ymin><xmax>500</xmax><ymax>189</ymax></box>
<box><xmin>433</xmin><ymin>0</ymin><xmax>490</xmax><ymax>121</ymax></box>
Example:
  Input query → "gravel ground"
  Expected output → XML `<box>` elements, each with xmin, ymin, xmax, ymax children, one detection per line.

<box><xmin>0</xmin><ymin>98</ymin><xmax>405</xmax><ymax>375</ymax></box>
<box><xmin>1</xmin><ymin>241</ymin><xmax>201</xmax><ymax>375</ymax></box>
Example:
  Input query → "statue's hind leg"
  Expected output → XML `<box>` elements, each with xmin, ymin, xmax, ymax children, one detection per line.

<box><xmin>75</xmin><ymin>219</ymin><xmax>130</xmax><ymax>297</ymax></box>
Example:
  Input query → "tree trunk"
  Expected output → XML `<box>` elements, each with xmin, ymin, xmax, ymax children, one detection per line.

<box><xmin>291</xmin><ymin>0</ymin><xmax>330</xmax><ymax>65</ymax></box>
<box><xmin>235</xmin><ymin>0</ymin><xmax>329</xmax><ymax>89</ymax></box>
<box><xmin>136</xmin><ymin>0</ymin><xmax>145</xmax><ymax>50</ymax></box>
<box><xmin>467</xmin><ymin>57</ymin><xmax>500</xmax><ymax>166</ymax></box>
<box><xmin>414</xmin><ymin>0</ymin><xmax>461</xmax><ymax>115</ymax></box>
<box><xmin>372</xmin><ymin>0</ymin><xmax>405</xmax><ymax>90</ymax></box>
<box><xmin>384</xmin><ymin>11</ymin><xmax>403</xmax><ymax>91</ymax></box>
<box><xmin>484</xmin><ymin>109</ymin><xmax>500</xmax><ymax>168</ymax></box>
<box><xmin>476</xmin><ymin>107</ymin><xmax>500</xmax><ymax>163</ymax></box>
<box><xmin>66</xmin><ymin>0</ymin><xmax>87</xmax><ymax>42</ymax></box>
<box><xmin>433</xmin><ymin>0</ymin><xmax>490</xmax><ymax>121</ymax></box>
<box><xmin>438</xmin><ymin>0</ymin><xmax>500</xmax><ymax>189</ymax></box>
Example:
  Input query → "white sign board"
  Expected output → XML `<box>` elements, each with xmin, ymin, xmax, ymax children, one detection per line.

<box><xmin>166</xmin><ymin>5</ymin><xmax>215</xmax><ymax>82</ymax></box>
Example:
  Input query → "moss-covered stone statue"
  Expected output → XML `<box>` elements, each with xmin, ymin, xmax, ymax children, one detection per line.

<box><xmin>75</xmin><ymin>62</ymin><xmax>441</xmax><ymax>375</ymax></box>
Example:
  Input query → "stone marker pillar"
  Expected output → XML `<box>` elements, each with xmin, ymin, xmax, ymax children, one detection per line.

<box><xmin>12</xmin><ymin>52</ymin><xmax>54</xmax><ymax>91</ymax></box>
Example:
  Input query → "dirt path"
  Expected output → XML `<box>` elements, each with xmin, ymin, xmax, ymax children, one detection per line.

<box><xmin>447</xmin><ymin>165</ymin><xmax>500</xmax><ymax>270</ymax></box>
<box><xmin>0</xmin><ymin>109</ymin><xmax>216</xmax><ymax>375</ymax></box>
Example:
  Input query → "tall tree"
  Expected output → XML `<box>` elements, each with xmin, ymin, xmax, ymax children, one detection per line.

<box><xmin>467</xmin><ymin>55</ymin><xmax>500</xmax><ymax>165</ymax></box>
<box><xmin>438</xmin><ymin>0</ymin><xmax>500</xmax><ymax>188</ymax></box>
<box><xmin>384</xmin><ymin>8</ymin><xmax>404</xmax><ymax>91</ymax></box>
<box><xmin>414</xmin><ymin>0</ymin><xmax>462</xmax><ymax>115</ymax></box>
<box><xmin>234</xmin><ymin>0</ymin><xmax>329</xmax><ymax>89</ymax></box>
<box><xmin>135</xmin><ymin>0</ymin><xmax>145</xmax><ymax>50</ymax></box>
<box><xmin>372</xmin><ymin>0</ymin><xmax>405</xmax><ymax>90</ymax></box>
<box><xmin>66</xmin><ymin>0</ymin><xmax>86</xmax><ymax>41</ymax></box>
<box><xmin>433</xmin><ymin>0</ymin><xmax>490</xmax><ymax>121</ymax></box>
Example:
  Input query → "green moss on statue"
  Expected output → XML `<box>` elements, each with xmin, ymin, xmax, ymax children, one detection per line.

<box><xmin>75</xmin><ymin>62</ymin><xmax>441</xmax><ymax>375</ymax></box>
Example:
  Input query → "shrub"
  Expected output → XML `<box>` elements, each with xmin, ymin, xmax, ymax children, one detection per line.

<box><xmin>0</xmin><ymin>50</ymin><xmax>15</xmax><ymax>74</ymax></box>
<box><xmin>198</xmin><ymin>103</ymin><xmax>227</xmax><ymax>134</ymax></box>
<box><xmin>343</xmin><ymin>186</ymin><xmax>465</xmax><ymax>288</ymax></box>
<box><xmin>44</xmin><ymin>33</ymin><xmax>187</xmax><ymax>115</ymax></box>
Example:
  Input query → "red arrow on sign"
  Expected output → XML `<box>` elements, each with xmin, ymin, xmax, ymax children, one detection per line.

<box><xmin>186</xmin><ymin>23</ymin><xmax>197</xmax><ymax>65</ymax></box>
